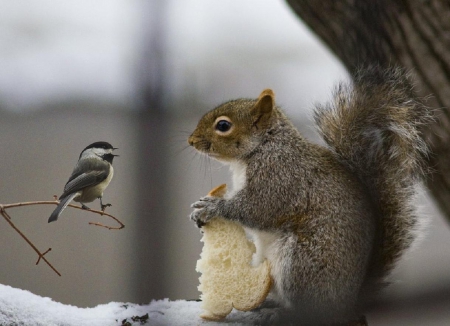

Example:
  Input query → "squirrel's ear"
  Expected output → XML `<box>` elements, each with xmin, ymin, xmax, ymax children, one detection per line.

<box><xmin>251</xmin><ymin>89</ymin><xmax>274</xmax><ymax>128</ymax></box>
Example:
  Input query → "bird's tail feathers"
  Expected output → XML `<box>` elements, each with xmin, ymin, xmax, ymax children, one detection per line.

<box><xmin>48</xmin><ymin>193</ymin><xmax>77</xmax><ymax>223</ymax></box>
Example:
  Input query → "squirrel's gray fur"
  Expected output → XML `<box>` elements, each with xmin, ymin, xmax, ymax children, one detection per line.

<box><xmin>189</xmin><ymin>66</ymin><xmax>431</xmax><ymax>325</ymax></box>
<box><xmin>314</xmin><ymin>66</ymin><xmax>431</xmax><ymax>288</ymax></box>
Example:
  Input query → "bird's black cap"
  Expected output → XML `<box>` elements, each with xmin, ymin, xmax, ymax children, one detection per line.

<box><xmin>80</xmin><ymin>142</ymin><xmax>118</xmax><ymax>158</ymax></box>
<box><xmin>82</xmin><ymin>141</ymin><xmax>116</xmax><ymax>151</ymax></box>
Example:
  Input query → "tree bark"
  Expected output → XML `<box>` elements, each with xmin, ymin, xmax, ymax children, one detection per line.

<box><xmin>286</xmin><ymin>0</ymin><xmax>450</xmax><ymax>219</ymax></box>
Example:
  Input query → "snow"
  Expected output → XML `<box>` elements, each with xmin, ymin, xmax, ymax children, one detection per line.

<box><xmin>0</xmin><ymin>284</ymin><xmax>276</xmax><ymax>326</ymax></box>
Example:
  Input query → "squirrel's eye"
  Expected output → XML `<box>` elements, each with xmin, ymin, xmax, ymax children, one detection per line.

<box><xmin>216</xmin><ymin>120</ymin><xmax>232</xmax><ymax>132</ymax></box>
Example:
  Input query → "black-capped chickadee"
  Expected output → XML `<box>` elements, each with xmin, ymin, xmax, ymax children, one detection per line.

<box><xmin>48</xmin><ymin>141</ymin><xmax>118</xmax><ymax>223</ymax></box>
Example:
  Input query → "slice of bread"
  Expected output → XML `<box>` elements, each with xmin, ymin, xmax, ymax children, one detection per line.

<box><xmin>196</xmin><ymin>184</ymin><xmax>271</xmax><ymax>321</ymax></box>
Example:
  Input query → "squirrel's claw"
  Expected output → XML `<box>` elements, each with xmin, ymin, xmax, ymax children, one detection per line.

<box><xmin>190</xmin><ymin>207</ymin><xmax>209</xmax><ymax>228</ymax></box>
<box><xmin>191</xmin><ymin>201</ymin><xmax>206</xmax><ymax>209</ymax></box>
<box><xmin>190</xmin><ymin>196</ymin><xmax>223</xmax><ymax>227</ymax></box>
<box><xmin>191</xmin><ymin>196</ymin><xmax>216</xmax><ymax>208</ymax></box>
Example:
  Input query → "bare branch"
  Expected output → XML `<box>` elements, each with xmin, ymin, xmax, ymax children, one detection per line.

<box><xmin>36</xmin><ymin>248</ymin><xmax>52</xmax><ymax>265</ymax></box>
<box><xmin>0</xmin><ymin>205</ymin><xmax>61</xmax><ymax>276</ymax></box>
<box><xmin>0</xmin><ymin>198</ymin><xmax>125</xmax><ymax>276</ymax></box>
<box><xmin>2</xmin><ymin>199</ymin><xmax>125</xmax><ymax>230</ymax></box>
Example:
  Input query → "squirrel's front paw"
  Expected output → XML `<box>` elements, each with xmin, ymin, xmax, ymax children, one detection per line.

<box><xmin>190</xmin><ymin>196</ymin><xmax>223</xmax><ymax>228</ymax></box>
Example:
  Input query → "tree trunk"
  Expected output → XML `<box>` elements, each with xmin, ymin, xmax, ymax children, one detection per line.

<box><xmin>286</xmin><ymin>0</ymin><xmax>450</xmax><ymax>219</ymax></box>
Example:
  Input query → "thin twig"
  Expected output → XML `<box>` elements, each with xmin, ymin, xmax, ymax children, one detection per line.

<box><xmin>0</xmin><ymin>205</ymin><xmax>61</xmax><ymax>276</ymax></box>
<box><xmin>2</xmin><ymin>199</ymin><xmax>125</xmax><ymax>229</ymax></box>
<box><xmin>0</xmin><ymin>199</ymin><xmax>125</xmax><ymax>276</ymax></box>
<box><xmin>36</xmin><ymin>248</ymin><xmax>52</xmax><ymax>265</ymax></box>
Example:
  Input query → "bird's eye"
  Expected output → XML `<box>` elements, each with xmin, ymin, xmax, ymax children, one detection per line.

<box><xmin>216</xmin><ymin>120</ymin><xmax>232</xmax><ymax>132</ymax></box>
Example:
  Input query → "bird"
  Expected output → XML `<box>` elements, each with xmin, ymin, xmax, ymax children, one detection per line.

<box><xmin>48</xmin><ymin>141</ymin><xmax>118</xmax><ymax>223</ymax></box>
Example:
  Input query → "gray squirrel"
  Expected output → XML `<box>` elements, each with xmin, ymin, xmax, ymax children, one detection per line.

<box><xmin>188</xmin><ymin>66</ymin><xmax>431</xmax><ymax>325</ymax></box>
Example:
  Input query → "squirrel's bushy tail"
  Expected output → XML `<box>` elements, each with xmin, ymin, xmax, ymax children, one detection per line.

<box><xmin>314</xmin><ymin>66</ymin><xmax>431</xmax><ymax>284</ymax></box>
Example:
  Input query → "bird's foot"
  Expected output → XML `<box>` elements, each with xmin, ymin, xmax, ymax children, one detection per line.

<box><xmin>101</xmin><ymin>203</ymin><xmax>112</xmax><ymax>212</ymax></box>
<box><xmin>81</xmin><ymin>204</ymin><xmax>90</xmax><ymax>210</ymax></box>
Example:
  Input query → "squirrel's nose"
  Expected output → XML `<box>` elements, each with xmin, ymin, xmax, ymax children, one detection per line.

<box><xmin>188</xmin><ymin>135</ymin><xmax>195</xmax><ymax>146</ymax></box>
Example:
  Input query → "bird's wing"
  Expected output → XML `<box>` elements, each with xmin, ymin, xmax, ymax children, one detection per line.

<box><xmin>60</xmin><ymin>169</ymin><xmax>108</xmax><ymax>199</ymax></box>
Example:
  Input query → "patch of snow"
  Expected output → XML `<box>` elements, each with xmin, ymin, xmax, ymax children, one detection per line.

<box><xmin>0</xmin><ymin>284</ymin><xmax>276</xmax><ymax>325</ymax></box>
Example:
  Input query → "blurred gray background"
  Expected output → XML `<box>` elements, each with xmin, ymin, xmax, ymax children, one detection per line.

<box><xmin>1</xmin><ymin>1</ymin><xmax>449</xmax><ymax>324</ymax></box>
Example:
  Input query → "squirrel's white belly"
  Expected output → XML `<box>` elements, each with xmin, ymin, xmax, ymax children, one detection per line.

<box><xmin>245</xmin><ymin>227</ymin><xmax>284</xmax><ymax>305</ymax></box>
<box><xmin>228</xmin><ymin>160</ymin><xmax>282</xmax><ymax>290</ymax></box>
<box><xmin>244</xmin><ymin>228</ymin><xmax>280</xmax><ymax>264</ymax></box>
<box><xmin>227</xmin><ymin>160</ymin><xmax>247</xmax><ymax>197</ymax></box>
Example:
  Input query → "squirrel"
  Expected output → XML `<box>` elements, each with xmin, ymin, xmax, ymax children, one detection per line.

<box><xmin>188</xmin><ymin>66</ymin><xmax>431</xmax><ymax>325</ymax></box>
